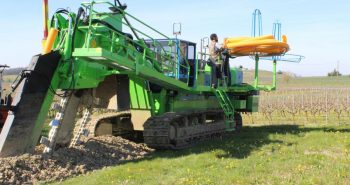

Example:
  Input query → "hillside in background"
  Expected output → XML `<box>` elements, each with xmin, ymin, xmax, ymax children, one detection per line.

<box><xmin>3</xmin><ymin>68</ymin><xmax>24</xmax><ymax>76</ymax></box>
<box><xmin>243</xmin><ymin>69</ymin><xmax>350</xmax><ymax>88</ymax></box>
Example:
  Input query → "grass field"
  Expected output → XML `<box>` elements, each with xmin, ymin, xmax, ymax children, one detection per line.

<box><xmin>2</xmin><ymin>73</ymin><xmax>349</xmax><ymax>184</ymax></box>
<box><xmin>278</xmin><ymin>76</ymin><xmax>350</xmax><ymax>88</ymax></box>
<box><xmin>54</xmin><ymin>124</ymin><xmax>350</xmax><ymax>185</ymax></box>
<box><xmin>243</xmin><ymin>70</ymin><xmax>350</xmax><ymax>88</ymax></box>
<box><xmin>1</xmin><ymin>75</ymin><xmax>17</xmax><ymax>96</ymax></box>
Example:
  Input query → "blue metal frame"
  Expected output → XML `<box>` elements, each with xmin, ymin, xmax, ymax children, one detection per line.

<box><xmin>251</xmin><ymin>9</ymin><xmax>263</xmax><ymax>37</ymax></box>
<box><xmin>272</xmin><ymin>21</ymin><xmax>282</xmax><ymax>61</ymax></box>
<box><xmin>265</xmin><ymin>21</ymin><xmax>304</xmax><ymax>63</ymax></box>
<box><xmin>250</xmin><ymin>9</ymin><xmax>304</xmax><ymax>63</ymax></box>
<box><xmin>144</xmin><ymin>38</ymin><xmax>197</xmax><ymax>86</ymax></box>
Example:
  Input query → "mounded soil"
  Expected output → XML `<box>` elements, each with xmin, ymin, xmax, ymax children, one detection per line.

<box><xmin>0</xmin><ymin>136</ymin><xmax>154</xmax><ymax>184</ymax></box>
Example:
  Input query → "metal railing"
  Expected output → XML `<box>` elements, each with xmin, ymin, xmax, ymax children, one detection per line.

<box><xmin>80</xmin><ymin>1</ymin><xmax>190</xmax><ymax>81</ymax></box>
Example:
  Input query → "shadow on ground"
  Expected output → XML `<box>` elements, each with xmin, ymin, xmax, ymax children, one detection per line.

<box><xmin>46</xmin><ymin>124</ymin><xmax>350</xmax><ymax>183</ymax></box>
<box><xmin>142</xmin><ymin>124</ymin><xmax>350</xmax><ymax>160</ymax></box>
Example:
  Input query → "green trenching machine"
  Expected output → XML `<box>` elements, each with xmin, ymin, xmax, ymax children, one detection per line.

<box><xmin>0</xmin><ymin>1</ymin><xmax>288</xmax><ymax>157</ymax></box>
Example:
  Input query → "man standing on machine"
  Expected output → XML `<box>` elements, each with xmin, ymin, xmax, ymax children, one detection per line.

<box><xmin>209</xmin><ymin>33</ymin><xmax>230</xmax><ymax>88</ymax></box>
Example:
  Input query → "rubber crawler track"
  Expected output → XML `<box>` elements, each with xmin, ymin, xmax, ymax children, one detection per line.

<box><xmin>143</xmin><ymin>110</ymin><xmax>227</xmax><ymax>149</ymax></box>
<box><xmin>76</xmin><ymin>109</ymin><xmax>230</xmax><ymax>149</ymax></box>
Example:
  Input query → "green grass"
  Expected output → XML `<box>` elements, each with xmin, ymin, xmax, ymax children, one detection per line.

<box><xmin>1</xmin><ymin>75</ymin><xmax>18</xmax><ymax>95</ymax></box>
<box><xmin>279</xmin><ymin>76</ymin><xmax>350</xmax><ymax>88</ymax></box>
<box><xmin>53</xmin><ymin>124</ymin><xmax>350</xmax><ymax>185</ymax></box>
<box><xmin>3</xmin><ymin>75</ymin><xmax>17</xmax><ymax>83</ymax></box>
<box><xmin>243</xmin><ymin>112</ymin><xmax>350</xmax><ymax>125</ymax></box>
<box><xmin>3</xmin><ymin>72</ymin><xmax>348</xmax><ymax>184</ymax></box>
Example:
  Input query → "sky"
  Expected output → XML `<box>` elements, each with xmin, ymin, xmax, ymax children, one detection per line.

<box><xmin>0</xmin><ymin>0</ymin><xmax>349</xmax><ymax>76</ymax></box>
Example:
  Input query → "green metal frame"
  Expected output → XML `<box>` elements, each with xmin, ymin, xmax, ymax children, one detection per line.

<box><xmin>253</xmin><ymin>54</ymin><xmax>278</xmax><ymax>91</ymax></box>
<box><xmin>0</xmin><ymin>0</ymin><xmax>293</xmax><ymax>157</ymax></box>
<box><xmin>32</xmin><ymin>0</ymin><xmax>268</xmax><ymax>140</ymax></box>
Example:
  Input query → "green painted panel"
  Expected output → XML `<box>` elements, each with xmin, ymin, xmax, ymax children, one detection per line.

<box><xmin>98</xmin><ymin>14</ymin><xmax>122</xmax><ymax>31</ymax></box>
<box><xmin>58</xmin><ymin>59</ymin><xmax>110</xmax><ymax>89</ymax></box>
<box><xmin>129</xmin><ymin>77</ymin><xmax>151</xmax><ymax>110</ymax></box>
<box><xmin>247</xmin><ymin>95</ymin><xmax>259</xmax><ymax>112</ymax></box>
<box><xmin>233</xmin><ymin>100</ymin><xmax>246</xmax><ymax>109</ymax></box>
<box><xmin>171</xmin><ymin>95</ymin><xmax>221</xmax><ymax>112</ymax></box>
<box><xmin>230</xmin><ymin>68</ymin><xmax>243</xmax><ymax>85</ymax></box>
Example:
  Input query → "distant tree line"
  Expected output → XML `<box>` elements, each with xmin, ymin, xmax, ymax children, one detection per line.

<box><xmin>328</xmin><ymin>69</ymin><xmax>341</xmax><ymax>77</ymax></box>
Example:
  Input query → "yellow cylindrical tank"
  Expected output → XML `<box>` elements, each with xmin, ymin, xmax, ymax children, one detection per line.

<box><xmin>223</xmin><ymin>34</ymin><xmax>289</xmax><ymax>56</ymax></box>
<box><xmin>42</xmin><ymin>28</ymin><xmax>59</xmax><ymax>54</ymax></box>
<box><xmin>282</xmin><ymin>35</ymin><xmax>287</xmax><ymax>43</ymax></box>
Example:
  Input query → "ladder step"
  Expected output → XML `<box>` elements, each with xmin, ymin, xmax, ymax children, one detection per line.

<box><xmin>214</xmin><ymin>89</ymin><xmax>237</xmax><ymax>131</ymax></box>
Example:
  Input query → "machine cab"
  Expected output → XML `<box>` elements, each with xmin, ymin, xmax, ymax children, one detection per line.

<box><xmin>145</xmin><ymin>39</ymin><xmax>197</xmax><ymax>87</ymax></box>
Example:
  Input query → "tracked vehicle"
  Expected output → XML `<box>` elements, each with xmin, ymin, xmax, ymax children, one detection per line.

<box><xmin>0</xmin><ymin>1</ymin><xmax>291</xmax><ymax>157</ymax></box>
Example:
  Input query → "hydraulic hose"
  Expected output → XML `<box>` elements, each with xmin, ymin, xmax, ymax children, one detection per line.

<box><xmin>71</xmin><ymin>7</ymin><xmax>85</xmax><ymax>53</ymax></box>
<box><xmin>115</xmin><ymin>0</ymin><xmax>140</xmax><ymax>40</ymax></box>
<box><xmin>50</xmin><ymin>8</ymin><xmax>69</xmax><ymax>29</ymax></box>
<box><xmin>91</xmin><ymin>19</ymin><xmax>143</xmax><ymax>51</ymax></box>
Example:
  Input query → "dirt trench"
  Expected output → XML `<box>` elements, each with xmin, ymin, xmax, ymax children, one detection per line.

<box><xmin>0</xmin><ymin>136</ymin><xmax>154</xmax><ymax>184</ymax></box>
